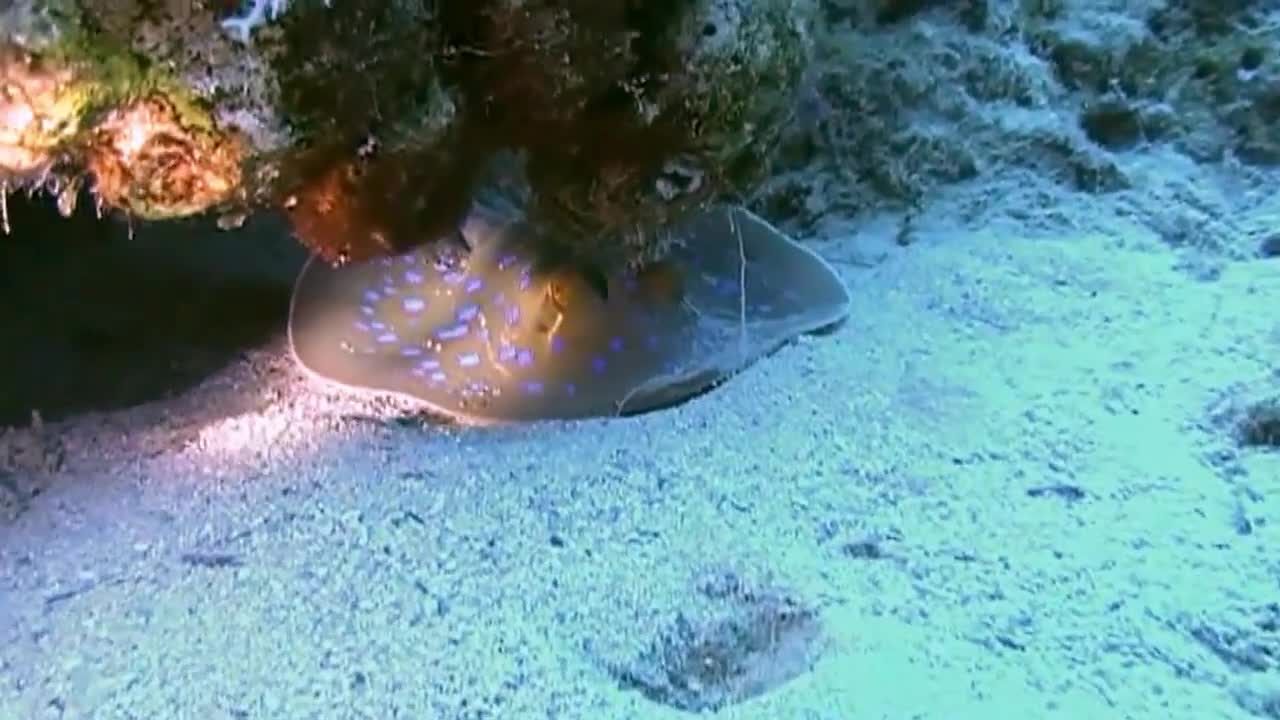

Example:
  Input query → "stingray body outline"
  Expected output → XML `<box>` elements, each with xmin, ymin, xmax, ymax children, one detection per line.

<box><xmin>287</xmin><ymin>204</ymin><xmax>852</xmax><ymax>424</ymax></box>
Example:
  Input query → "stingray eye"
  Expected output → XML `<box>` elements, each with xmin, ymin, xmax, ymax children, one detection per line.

<box><xmin>533</xmin><ymin>278</ymin><xmax>569</xmax><ymax>335</ymax></box>
<box><xmin>548</xmin><ymin>275</ymin><xmax>576</xmax><ymax>313</ymax></box>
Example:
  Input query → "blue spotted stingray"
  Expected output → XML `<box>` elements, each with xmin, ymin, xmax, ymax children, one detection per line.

<box><xmin>287</xmin><ymin>204</ymin><xmax>852</xmax><ymax>423</ymax></box>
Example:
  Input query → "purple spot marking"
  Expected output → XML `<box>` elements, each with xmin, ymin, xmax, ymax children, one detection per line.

<box><xmin>516</xmin><ymin>348</ymin><xmax>534</xmax><ymax>368</ymax></box>
<box><xmin>360</xmin><ymin>305</ymin><xmax>375</xmax><ymax>317</ymax></box>
<box><xmin>499</xmin><ymin>343</ymin><xmax>516</xmax><ymax>362</ymax></box>
<box><xmin>370</xmin><ymin>321</ymin><xmax>386</xmax><ymax>330</ymax></box>
<box><xmin>436</xmin><ymin>324</ymin><xmax>469</xmax><ymax>341</ymax></box>
<box><xmin>498</xmin><ymin>253</ymin><xmax>518</xmax><ymax>270</ymax></box>
<box><xmin>564</xmin><ymin>383</ymin><xmax>576</xmax><ymax>396</ymax></box>
<box><xmin>362</xmin><ymin>289</ymin><xmax>381</xmax><ymax>303</ymax></box>
<box><xmin>401</xmin><ymin>346</ymin><xmax>423</xmax><ymax>357</ymax></box>
<box><xmin>609</xmin><ymin>336</ymin><xmax>623</xmax><ymax>352</ymax></box>
<box><xmin>458</xmin><ymin>352</ymin><xmax>480</xmax><ymax>368</ymax></box>
<box><xmin>465</xmin><ymin>277</ymin><xmax>484</xmax><ymax>294</ymax></box>
<box><xmin>457</xmin><ymin>304</ymin><xmax>479</xmax><ymax>322</ymax></box>
<box><xmin>518</xmin><ymin>268</ymin><xmax>532</xmax><ymax>291</ymax></box>
<box><xmin>550</xmin><ymin>336</ymin><xmax>566</xmax><ymax>354</ymax></box>
<box><xmin>402</xmin><ymin>297</ymin><xmax>426</xmax><ymax>313</ymax></box>
<box><xmin>430</xmin><ymin>371</ymin><xmax>447</xmax><ymax>383</ymax></box>
<box><xmin>591</xmin><ymin>356</ymin><xmax>607</xmax><ymax>374</ymax></box>
<box><xmin>417</xmin><ymin>359</ymin><xmax>441</xmax><ymax>371</ymax></box>
<box><xmin>505</xmin><ymin>304</ymin><xmax>520</xmax><ymax>327</ymax></box>
<box><xmin>353</xmin><ymin>320</ymin><xmax>371</xmax><ymax>333</ymax></box>
<box><xmin>404</xmin><ymin>270</ymin><xmax>425</xmax><ymax>285</ymax></box>
<box><xmin>443</xmin><ymin>271</ymin><xmax>465</xmax><ymax>285</ymax></box>
<box><xmin>376</xmin><ymin>332</ymin><xmax>398</xmax><ymax>344</ymax></box>
<box><xmin>524</xmin><ymin>381</ymin><xmax>545</xmax><ymax>395</ymax></box>
<box><xmin>646</xmin><ymin>334</ymin><xmax>660</xmax><ymax>350</ymax></box>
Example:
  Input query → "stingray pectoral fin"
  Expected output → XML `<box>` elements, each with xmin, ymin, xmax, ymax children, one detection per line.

<box><xmin>288</xmin><ymin>253</ymin><xmax>377</xmax><ymax>386</ymax></box>
<box><xmin>288</xmin><ymin>237</ymin><xmax>499</xmax><ymax>421</ymax></box>
<box><xmin>616</xmin><ymin>366</ymin><xmax>726</xmax><ymax>416</ymax></box>
<box><xmin>734</xmin><ymin>205</ymin><xmax>853</xmax><ymax>331</ymax></box>
<box><xmin>501</xmin><ymin>273</ymin><xmax>702</xmax><ymax>420</ymax></box>
<box><xmin>672</xmin><ymin>205</ymin><xmax>852</xmax><ymax>326</ymax></box>
<box><xmin>288</xmin><ymin>253</ymin><xmax>427</xmax><ymax>399</ymax></box>
<box><xmin>614</xmin><ymin>205</ymin><xmax>854</xmax><ymax>409</ymax></box>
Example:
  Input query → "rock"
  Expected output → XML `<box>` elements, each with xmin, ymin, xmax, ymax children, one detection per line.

<box><xmin>2</xmin><ymin>0</ymin><xmax>818</xmax><ymax>270</ymax></box>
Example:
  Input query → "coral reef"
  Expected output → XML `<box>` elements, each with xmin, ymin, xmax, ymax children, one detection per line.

<box><xmin>271</xmin><ymin>0</ymin><xmax>817</xmax><ymax>267</ymax></box>
<box><xmin>8</xmin><ymin>0</ymin><xmax>1275</xmax><ymax>263</ymax></box>
<box><xmin>756</xmin><ymin>0</ymin><xmax>1280</xmax><ymax>248</ymax></box>
<box><xmin>0</xmin><ymin>2</ymin><xmax>246</xmax><ymax>220</ymax></box>
<box><xmin>1</xmin><ymin>0</ymin><xmax>817</xmax><ymax>270</ymax></box>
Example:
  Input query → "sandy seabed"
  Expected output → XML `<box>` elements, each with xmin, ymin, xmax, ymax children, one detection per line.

<box><xmin>1</xmin><ymin>147</ymin><xmax>1278</xmax><ymax>720</ymax></box>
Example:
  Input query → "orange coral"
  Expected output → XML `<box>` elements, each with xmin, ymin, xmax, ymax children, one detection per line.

<box><xmin>83</xmin><ymin>95</ymin><xmax>243</xmax><ymax>219</ymax></box>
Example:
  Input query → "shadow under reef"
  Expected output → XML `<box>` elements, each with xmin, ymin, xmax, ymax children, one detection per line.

<box><xmin>0</xmin><ymin>192</ymin><xmax>307</xmax><ymax>429</ymax></box>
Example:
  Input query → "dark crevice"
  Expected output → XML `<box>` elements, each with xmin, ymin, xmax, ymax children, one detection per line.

<box><xmin>0</xmin><ymin>194</ymin><xmax>306</xmax><ymax>428</ymax></box>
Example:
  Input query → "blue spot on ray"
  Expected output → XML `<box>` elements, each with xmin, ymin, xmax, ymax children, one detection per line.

<box><xmin>437</xmin><ymin>324</ymin><xmax>468</xmax><ymax>341</ymax></box>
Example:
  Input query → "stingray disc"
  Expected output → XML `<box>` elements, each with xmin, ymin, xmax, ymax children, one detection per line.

<box><xmin>288</xmin><ymin>205</ymin><xmax>852</xmax><ymax>423</ymax></box>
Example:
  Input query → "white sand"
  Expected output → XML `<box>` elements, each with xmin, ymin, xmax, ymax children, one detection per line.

<box><xmin>1</xmin><ymin>154</ymin><xmax>1278</xmax><ymax>719</ymax></box>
